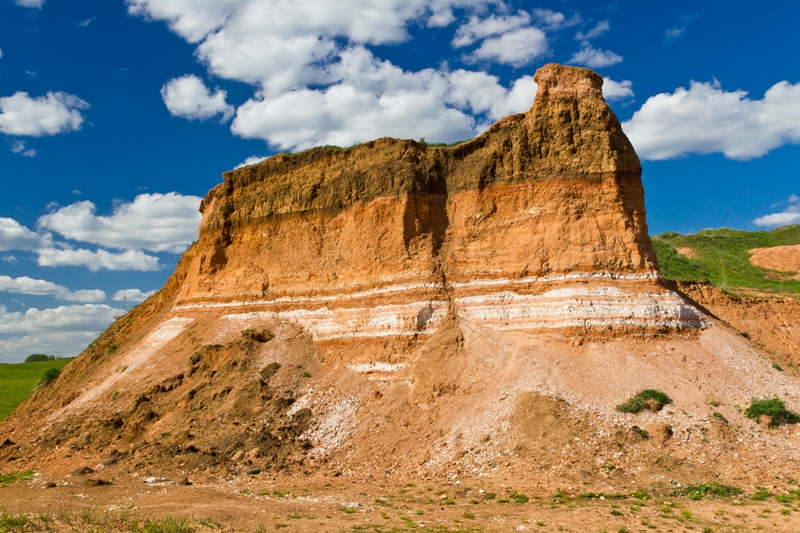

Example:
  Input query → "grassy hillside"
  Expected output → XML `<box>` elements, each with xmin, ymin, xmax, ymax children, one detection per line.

<box><xmin>653</xmin><ymin>225</ymin><xmax>800</xmax><ymax>297</ymax></box>
<box><xmin>0</xmin><ymin>359</ymin><xmax>74</xmax><ymax>422</ymax></box>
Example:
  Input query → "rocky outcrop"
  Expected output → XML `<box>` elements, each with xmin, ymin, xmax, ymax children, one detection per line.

<box><xmin>174</xmin><ymin>63</ymin><xmax>703</xmax><ymax>347</ymax></box>
<box><xmin>12</xmin><ymin>65</ymin><xmax>799</xmax><ymax>490</ymax></box>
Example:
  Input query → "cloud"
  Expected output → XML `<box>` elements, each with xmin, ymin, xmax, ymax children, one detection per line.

<box><xmin>38</xmin><ymin>192</ymin><xmax>202</xmax><ymax>253</ymax></box>
<box><xmin>130</xmin><ymin>1</ymin><xmax>557</xmax><ymax>151</ymax></box>
<box><xmin>753</xmin><ymin>194</ymin><xmax>800</xmax><ymax>227</ymax></box>
<box><xmin>0</xmin><ymin>49</ymin><xmax>3</xmax><ymax>59</ymax></box>
<box><xmin>623</xmin><ymin>79</ymin><xmax>800</xmax><ymax>160</ymax></box>
<box><xmin>602</xmin><ymin>77</ymin><xmax>634</xmax><ymax>101</ymax></box>
<box><xmin>570</xmin><ymin>20</ymin><xmax>622</xmax><ymax>69</ymax></box>
<box><xmin>14</xmin><ymin>0</ymin><xmax>44</xmax><ymax>8</ymax></box>
<box><xmin>452</xmin><ymin>12</ymin><xmax>532</xmax><ymax>47</ymax></box>
<box><xmin>36</xmin><ymin>248</ymin><xmax>161</xmax><ymax>272</ymax></box>
<box><xmin>0</xmin><ymin>275</ymin><xmax>105</xmax><ymax>302</ymax></box>
<box><xmin>446</xmin><ymin>70</ymin><xmax>537</xmax><ymax>124</ymax></box>
<box><xmin>576</xmin><ymin>20</ymin><xmax>609</xmax><ymax>41</ymax></box>
<box><xmin>0</xmin><ymin>217</ymin><xmax>50</xmax><ymax>252</ymax></box>
<box><xmin>664</xmin><ymin>13</ymin><xmax>700</xmax><ymax>42</ymax></box>
<box><xmin>0</xmin><ymin>304</ymin><xmax>120</xmax><ymax>362</ymax></box>
<box><xmin>77</xmin><ymin>17</ymin><xmax>96</xmax><ymax>27</ymax></box>
<box><xmin>532</xmin><ymin>9</ymin><xmax>580</xmax><ymax>30</ymax></box>
<box><xmin>232</xmin><ymin>50</ymin><xmax>540</xmax><ymax>150</ymax></box>
<box><xmin>10</xmin><ymin>140</ymin><xmax>36</xmax><ymax>157</ymax></box>
<box><xmin>0</xmin><ymin>92</ymin><xmax>89</xmax><ymax>137</ymax></box>
<box><xmin>452</xmin><ymin>12</ymin><xmax>550</xmax><ymax>67</ymax></box>
<box><xmin>569</xmin><ymin>46</ymin><xmax>622</xmax><ymax>68</ymax></box>
<box><xmin>113</xmin><ymin>288</ymin><xmax>155</xmax><ymax>302</ymax></box>
<box><xmin>664</xmin><ymin>26</ymin><xmax>685</xmax><ymax>40</ymax></box>
<box><xmin>235</xmin><ymin>155</ymin><xmax>269</xmax><ymax>169</ymax></box>
<box><xmin>468</xmin><ymin>27</ymin><xmax>548</xmax><ymax>67</ymax></box>
<box><xmin>161</xmin><ymin>75</ymin><xmax>234</xmax><ymax>121</ymax></box>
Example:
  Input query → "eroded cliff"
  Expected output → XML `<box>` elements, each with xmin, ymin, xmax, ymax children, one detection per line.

<box><xmin>2</xmin><ymin>64</ymin><xmax>798</xmax><ymax>491</ymax></box>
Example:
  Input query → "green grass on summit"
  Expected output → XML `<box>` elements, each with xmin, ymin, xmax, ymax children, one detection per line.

<box><xmin>653</xmin><ymin>225</ymin><xmax>800</xmax><ymax>297</ymax></box>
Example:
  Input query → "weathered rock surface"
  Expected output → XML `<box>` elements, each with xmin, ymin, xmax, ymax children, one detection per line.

<box><xmin>2</xmin><ymin>64</ymin><xmax>799</xmax><ymax>491</ymax></box>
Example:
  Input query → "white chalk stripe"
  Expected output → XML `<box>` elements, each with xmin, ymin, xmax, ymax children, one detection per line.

<box><xmin>173</xmin><ymin>271</ymin><xmax>661</xmax><ymax>311</ymax></box>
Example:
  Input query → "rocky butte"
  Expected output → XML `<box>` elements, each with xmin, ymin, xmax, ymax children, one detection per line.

<box><xmin>1</xmin><ymin>64</ymin><xmax>799</xmax><ymax>490</ymax></box>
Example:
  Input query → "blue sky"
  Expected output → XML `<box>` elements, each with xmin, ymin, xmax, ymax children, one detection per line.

<box><xmin>0</xmin><ymin>0</ymin><xmax>798</xmax><ymax>361</ymax></box>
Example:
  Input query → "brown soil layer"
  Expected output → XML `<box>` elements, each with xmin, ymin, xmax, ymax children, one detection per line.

<box><xmin>2</xmin><ymin>477</ymin><xmax>800</xmax><ymax>532</ymax></box>
<box><xmin>749</xmin><ymin>244</ymin><xmax>800</xmax><ymax>275</ymax></box>
<box><xmin>676</xmin><ymin>280</ymin><xmax>800</xmax><ymax>365</ymax></box>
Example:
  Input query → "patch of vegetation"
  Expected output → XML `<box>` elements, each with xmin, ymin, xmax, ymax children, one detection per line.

<box><xmin>673</xmin><ymin>482</ymin><xmax>743</xmax><ymax>500</ymax></box>
<box><xmin>418</xmin><ymin>137</ymin><xmax>470</xmax><ymax>147</ymax></box>
<box><xmin>0</xmin><ymin>358</ymin><xmax>74</xmax><ymax>422</ymax></box>
<box><xmin>617</xmin><ymin>389</ymin><xmax>673</xmax><ymax>414</ymax></box>
<box><xmin>653</xmin><ymin>225</ymin><xmax>800</xmax><ymax>296</ymax></box>
<box><xmin>38</xmin><ymin>367</ymin><xmax>61</xmax><ymax>387</ymax></box>
<box><xmin>0</xmin><ymin>470</ymin><xmax>35</xmax><ymax>483</ymax></box>
<box><xmin>134</xmin><ymin>515</ymin><xmax>194</xmax><ymax>533</ymax></box>
<box><xmin>744</xmin><ymin>398</ymin><xmax>800</xmax><ymax>427</ymax></box>
<box><xmin>751</xmin><ymin>486</ymin><xmax>772</xmax><ymax>501</ymax></box>
<box><xmin>24</xmin><ymin>354</ymin><xmax>56</xmax><ymax>362</ymax></box>
<box><xmin>107</xmin><ymin>344</ymin><xmax>118</xmax><ymax>355</ymax></box>
<box><xmin>242</xmin><ymin>328</ymin><xmax>274</xmax><ymax>343</ymax></box>
<box><xmin>509</xmin><ymin>492</ymin><xmax>529</xmax><ymax>504</ymax></box>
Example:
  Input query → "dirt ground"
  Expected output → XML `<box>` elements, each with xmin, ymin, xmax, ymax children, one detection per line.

<box><xmin>3</xmin><ymin>473</ymin><xmax>800</xmax><ymax>533</ymax></box>
<box><xmin>749</xmin><ymin>245</ymin><xmax>800</xmax><ymax>275</ymax></box>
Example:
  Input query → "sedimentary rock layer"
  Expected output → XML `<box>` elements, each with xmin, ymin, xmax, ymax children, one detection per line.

<box><xmin>171</xmin><ymin>63</ymin><xmax>704</xmax><ymax>339</ymax></box>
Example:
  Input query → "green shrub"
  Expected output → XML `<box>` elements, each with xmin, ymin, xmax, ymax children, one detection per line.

<box><xmin>752</xmin><ymin>487</ymin><xmax>772</xmax><ymax>501</ymax></box>
<box><xmin>674</xmin><ymin>482</ymin><xmax>742</xmax><ymax>499</ymax></box>
<box><xmin>24</xmin><ymin>354</ymin><xmax>54</xmax><ymax>362</ymax></box>
<box><xmin>510</xmin><ymin>492</ymin><xmax>529</xmax><ymax>504</ymax></box>
<box><xmin>617</xmin><ymin>390</ymin><xmax>673</xmax><ymax>414</ymax></box>
<box><xmin>38</xmin><ymin>368</ymin><xmax>61</xmax><ymax>387</ymax></box>
<box><xmin>745</xmin><ymin>398</ymin><xmax>800</xmax><ymax>427</ymax></box>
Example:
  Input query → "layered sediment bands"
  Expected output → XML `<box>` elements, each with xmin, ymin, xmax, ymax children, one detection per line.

<box><xmin>173</xmin><ymin>63</ymin><xmax>703</xmax><ymax>338</ymax></box>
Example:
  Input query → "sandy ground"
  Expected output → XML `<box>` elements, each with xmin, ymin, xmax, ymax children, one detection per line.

<box><xmin>3</xmin><ymin>474</ymin><xmax>800</xmax><ymax>532</ymax></box>
<box><xmin>749</xmin><ymin>245</ymin><xmax>800</xmax><ymax>275</ymax></box>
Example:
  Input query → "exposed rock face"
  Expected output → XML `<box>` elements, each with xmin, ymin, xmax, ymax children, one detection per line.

<box><xmin>178</xmin><ymin>62</ymin><xmax>703</xmax><ymax>344</ymax></box>
<box><xmin>6</xmin><ymin>64</ymin><xmax>800</xmax><ymax>489</ymax></box>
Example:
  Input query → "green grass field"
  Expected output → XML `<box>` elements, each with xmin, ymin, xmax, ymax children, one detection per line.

<box><xmin>0</xmin><ymin>359</ymin><xmax>74</xmax><ymax>423</ymax></box>
<box><xmin>653</xmin><ymin>224</ymin><xmax>800</xmax><ymax>297</ymax></box>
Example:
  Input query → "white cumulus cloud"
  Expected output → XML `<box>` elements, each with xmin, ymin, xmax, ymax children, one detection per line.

<box><xmin>0</xmin><ymin>217</ymin><xmax>50</xmax><ymax>251</ymax></box>
<box><xmin>0</xmin><ymin>275</ymin><xmax>105</xmax><ymax>302</ymax></box>
<box><xmin>569</xmin><ymin>46</ymin><xmax>622</xmax><ymax>68</ymax></box>
<box><xmin>161</xmin><ymin>75</ymin><xmax>234</xmax><ymax>121</ymax></box>
<box><xmin>38</xmin><ymin>193</ymin><xmax>202</xmax><ymax>253</ymax></box>
<box><xmin>453</xmin><ymin>12</ymin><xmax>549</xmax><ymax>67</ymax></box>
<box><xmin>602</xmin><ymin>77</ymin><xmax>634</xmax><ymax>101</ymax></box>
<box><xmin>130</xmin><ymin>0</ymin><xmax>562</xmax><ymax>151</ymax></box>
<box><xmin>0</xmin><ymin>304</ymin><xmax>120</xmax><ymax>362</ymax></box>
<box><xmin>113</xmin><ymin>288</ymin><xmax>155</xmax><ymax>302</ymax></box>
<box><xmin>235</xmin><ymin>155</ymin><xmax>269</xmax><ymax>169</ymax></box>
<box><xmin>36</xmin><ymin>248</ymin><xmax>161</xmax><ymax>272</ymax></box>
<box><xmin>10</xmin><ymin>140</ymin><xmax>36</xmax><ymax>157</ymax></box>
<box><xmin>569</xmin><ymin>20</ymin><xmax>622</xmax><ymax>69</ymax></box>
<box><xmin>14</xmin><ymin>0</ymin><xmax>44</xmax><ymax>8</ymax></box>
<box><xmin>753</xmin><ymin>194</ymin><xmax>800</xmax><ymax>227</ymax></box>
<box><xmin>623</xmin><ymin>79</ymin><xmax>800</xmax><ymax>161</ymax></box>
<box><xmin>0</xmin><ymin>92</ymin><xmax>89</xmax><ymax>137</ymax></box>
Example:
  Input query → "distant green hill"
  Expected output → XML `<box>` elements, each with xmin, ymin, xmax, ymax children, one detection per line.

<box><xmin>653</xmin><ymin>225</ymin><xmax>800</xmax><ymax>297</ymax></box>
<box><xmin>0</xmin><ymin>359</ymin><xmax>74</xmax><ymax>423</ymax></box>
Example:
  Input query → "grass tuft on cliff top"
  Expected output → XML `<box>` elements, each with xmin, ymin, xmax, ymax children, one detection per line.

<box><xmin>652</xmin><ymin>224</ymin><xmax>800</xmax><ymax>297</ymax></box>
